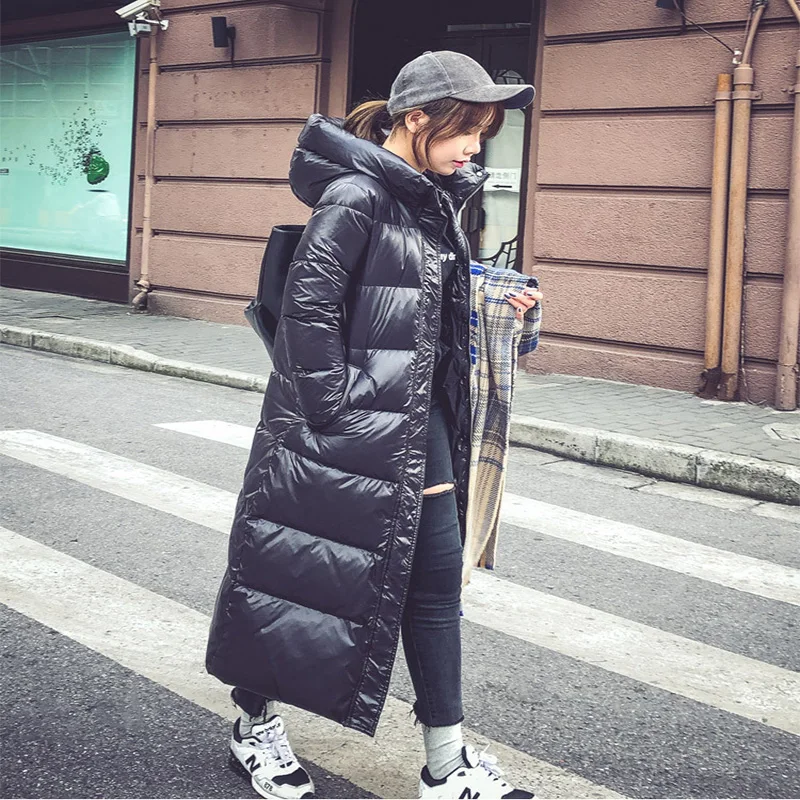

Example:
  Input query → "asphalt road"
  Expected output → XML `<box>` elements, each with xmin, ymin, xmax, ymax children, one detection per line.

<box><xmin>1</xmin><ymin>346</ymin><xmax>798</xmax><ymax>799</ymax></box>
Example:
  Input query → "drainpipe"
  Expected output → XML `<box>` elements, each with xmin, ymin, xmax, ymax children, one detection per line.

<box><xmin>699</xmin><ymin>73</ymin><xmax>733</xmax><ymax>397</ymax></box>
<box><xmin>132</xmin><ymin>27</ymin><xmax>159</xmax><ymax>311</ymax></box>
<box><xmin>718</xmin><ymin>1</ymin><xmax>768</xmax><ymax>400</ymax></box>
<box><xmin>776</xmin><ymin>0</ymin><xmax>800</xmax><ymax>409</ymax></box>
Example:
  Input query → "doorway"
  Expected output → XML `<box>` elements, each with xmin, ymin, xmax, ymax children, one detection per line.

<box><xmin>349</xmin><ymin>0</ymin><xmax>538</xmax><ymax>270</ymax></box>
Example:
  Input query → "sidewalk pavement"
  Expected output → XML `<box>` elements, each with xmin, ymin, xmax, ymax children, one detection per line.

<box><xmin>2</xmin><ymin>286</ymin><xmax>798</xmax><ymax>505</ymax></box>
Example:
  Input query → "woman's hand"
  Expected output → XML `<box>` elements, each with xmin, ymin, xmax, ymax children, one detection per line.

<box><xmin>504</xmin><ymin>288</ymin><xmax>543</xmax><ymax>318</ymax></box>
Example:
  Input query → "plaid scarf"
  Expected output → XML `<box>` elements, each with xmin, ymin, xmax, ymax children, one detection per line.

<box><xmin>461</xmin><ymin>261</ymin><xmax>542</xmax><ymax>589</ymax></box>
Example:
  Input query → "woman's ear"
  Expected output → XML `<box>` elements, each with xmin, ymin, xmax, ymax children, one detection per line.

<box><xmin>404</xmin><ymin>110</ymin><xmax>429</xmax><ymax>134</ymax></box>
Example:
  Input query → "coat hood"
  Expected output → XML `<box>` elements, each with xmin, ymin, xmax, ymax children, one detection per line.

<box><xmin>289</xmin><ymin>113</ymin><xmax>488</xmax><ymax>209</ymax></box>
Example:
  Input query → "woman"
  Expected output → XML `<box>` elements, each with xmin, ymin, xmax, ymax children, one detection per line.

<box><xmin>206</xmin><ymin>50</ymin><xmax>542</xmax><ymax>800</ymax></box>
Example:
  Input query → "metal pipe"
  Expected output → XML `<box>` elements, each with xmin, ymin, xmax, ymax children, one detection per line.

<box><xmin>719</xmin><ymin>2</ymin><xmax>767</xmax><ymax>401</ymax></box>
<box><xmin>132</xmin><ymin>28</ymin><xmax>159</xmax><ymax>311</ymax></box>
<box><xmin>741</xmin><ymin>5</ymin><xmax>762</xmax><ymax>64</ymax></box>
<box><xmin>718</xmin><ymin>63</ymin><xmax>756</xmax><ymax>399</ymax></box>
<box><xmin>775</xmin><ymin>37</ymin><xmax>800</xmax><ymax>409</ymax></box>
<box><xmin>699</xmin><ymin>73</ymin><xmax>733</xmax><ymax>397</ymax></box>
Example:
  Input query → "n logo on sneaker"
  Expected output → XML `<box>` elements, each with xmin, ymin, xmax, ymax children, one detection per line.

<box><xmin>244</xmin><ymin>754</ymin><xmax>260</xmax><ymax>773</ymax></box>
<box><xmin>459</xmin><ymin>789</ymin><xmax>480</xmax><ymax>798</ymax></box>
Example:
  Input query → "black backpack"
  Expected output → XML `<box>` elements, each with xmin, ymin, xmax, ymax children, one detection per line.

<box><xmin>244</xmin><ymin>224</ymin><xmax>305</xmax><ymax>358</ymax></box>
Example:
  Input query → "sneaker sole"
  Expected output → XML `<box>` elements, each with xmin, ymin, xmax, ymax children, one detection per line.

<box><xmin>228</xmin><ymin>750</ymin><xmax>314</xmax><ymax>800</ymax></box>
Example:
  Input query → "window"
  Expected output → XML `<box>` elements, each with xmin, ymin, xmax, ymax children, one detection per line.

<box><xmin>0</xmin><ymin>31</ymin><xmax>136</xmax><ymax>261</ymax></box>
<box><xmin>479</xmin><ymin>69</ymin><xmax>527</xmax><ymax>266</ymax></box>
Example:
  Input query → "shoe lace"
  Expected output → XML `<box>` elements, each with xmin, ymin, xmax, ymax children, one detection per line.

<box><xmin>477</xmin><ymin>746</ymin><xmax>505</xmax><ymax>782</ymax></box>
<box><xmin>253</xmin><ymin>725</ymin><xmax>295</xmax><ymax>768</ymax></box>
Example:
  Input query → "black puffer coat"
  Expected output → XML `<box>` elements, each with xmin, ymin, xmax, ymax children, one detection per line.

<box><xmin>206</xmin><ymin>114</ymin><xmax>488</xmax><ymax>737</ymax></box>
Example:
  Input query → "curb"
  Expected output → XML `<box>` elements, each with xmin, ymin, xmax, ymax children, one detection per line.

<box><xmin>3</xmin><ymin>324</ymin><xmax>798</xmax><ymax>507</ymax></box>
<box><xmin>510</xmin><ymin>415</ymin><xmax>800</xmax><ymax>507</ymax></box>
<box><xmin>1</xmin><ymin>324</ymin><xmax>268</xmax><ymax>393</ymax></box>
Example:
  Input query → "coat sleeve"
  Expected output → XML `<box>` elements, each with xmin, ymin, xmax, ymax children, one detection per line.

<box><xmin>280</xmin><ymin>180</ymin><xmax>374</xmax><ymax>428</ymax></box>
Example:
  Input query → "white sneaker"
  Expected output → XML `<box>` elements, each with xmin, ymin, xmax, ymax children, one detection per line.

<box><xmin>230</xmin><ymin>714</ymin><xmax>315</xmax><ymax>799</ymax></box>
<box><xmin>419</xmin><ymin>743</ymin><xmax>535</xmax><ymax>799</ymax></box>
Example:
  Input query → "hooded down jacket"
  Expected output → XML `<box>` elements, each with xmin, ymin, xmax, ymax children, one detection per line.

<box><xmin>206</xmin><ymin>114</ymin><xmax>489</xmax><ymax>737</ymax></box>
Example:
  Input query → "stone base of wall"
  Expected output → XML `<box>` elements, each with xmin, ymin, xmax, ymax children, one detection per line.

<box><xmin>146</xmin><ymin>290</ymin><xmax>250</xmax><ymax>327</ymax></box>
<box><xmin>524</xmin><ymin>339</ymin><xmax>797</xmax><ymax>407</ymax></box>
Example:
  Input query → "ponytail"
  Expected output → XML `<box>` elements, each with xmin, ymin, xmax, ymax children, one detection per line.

<box><xmin>344</xmin><ymin>100</ymin><xmax>395</xmax><ymax>144</ymax></box>
<box><xmin>344</xmin><ymin>96</ymin><xmax>504</xmax><ymax>170</ymax></box>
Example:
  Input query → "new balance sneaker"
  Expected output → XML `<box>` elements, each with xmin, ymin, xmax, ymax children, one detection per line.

<box><xmin>419</xmin><ymin>743</ymin><xmax>535</xmax><ymax>799</ymax></box>
<box><xmin>229</xmin><ymin>714</ymin><xmax>315</xmax><ymax>799</ymax></box>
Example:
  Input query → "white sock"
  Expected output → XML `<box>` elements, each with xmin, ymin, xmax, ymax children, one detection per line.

<box><xmin>423</xmin><ymin>722</ymin><xmax>467</xmax><ymax>780</ymax></box>
<box><xmin>238</xmin><ymin>700</ymin><xmax>278</xmax><ymax>736</ymax></box>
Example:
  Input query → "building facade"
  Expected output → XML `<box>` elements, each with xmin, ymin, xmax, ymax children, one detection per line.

<box><xmin>2</xmin><ymin>0</ymin><xmax>798</xmax><ymax>406</ymax></box>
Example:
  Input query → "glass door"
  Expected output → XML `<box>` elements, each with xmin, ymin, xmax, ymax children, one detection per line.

<box><xmin>438</xmin><ymin>25</ymin><xmax>532</xmax><ymax>270</ymax></box>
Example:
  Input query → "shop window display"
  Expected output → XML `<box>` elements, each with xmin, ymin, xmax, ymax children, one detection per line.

<box><xmin>0</xmin><ymin>31</ymin><xmax>136</xmax><ymax>261</ymax></box>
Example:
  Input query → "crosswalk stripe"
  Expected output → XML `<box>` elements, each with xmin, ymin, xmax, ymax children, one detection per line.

<box><xmin>0</xmin><ymin>526</ymin><xmax>621</xmax><ymax>800</ymax></box>
<box><xmin>2</xmin><ymin>427</ymin><xmax>799</xmax><ymax>736</ymax></box>
<box><xmin>0</xmin><ymin>429</ymin><xmax>236</xmax><ymax>533</ymax></box>
<box><xmin>154</xmin><ymin>420</ymin><xmax>800</xmax><ymax>607</ymax></box>
<box><xmin>500</xmin><ymin>494</ymin><xmax>800</xmax><ymax>607</ymax></box>
<box><xmin>464</xmin><ymin>572</ymin><xmax>800</xmax><ymax>736</ymax></box>
<box><xmin>155</xmin><ymin>420</ymin><xmax>255</xmax><ymax>449</ymax></box>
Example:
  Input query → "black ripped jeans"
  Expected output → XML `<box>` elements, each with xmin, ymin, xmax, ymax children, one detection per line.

<box><xmin>401</xmin><ymin>387</ymin><xmax>464</xmax><ymax>728</ymax></box>
<box><xmin>233</xmin><ymin>388</ymin><xmax>464</xmax><ymax>729</ymax></box>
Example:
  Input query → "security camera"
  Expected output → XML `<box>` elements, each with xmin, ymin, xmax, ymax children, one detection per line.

<box><xmin>116</xmin><ymin>0</ymin><xmax>168</xmax><ymax>34</ymax></box>
<box><xmin>115</xmin><ymin>0</ymin><xmax>160</xmax><ymax>21</ymax></box>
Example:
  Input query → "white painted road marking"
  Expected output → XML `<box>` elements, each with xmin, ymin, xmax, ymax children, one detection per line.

<box><xmin>0</xmin><ymin>526</ymin><xmax>621</xmax><ymax>800</ymax></box>
<box><xmin>150</xmin><ymin>420</ymin><xmax>800</xmax><ymax>606</ymax></box>
<box><xmin>155</xmin><ymin>419</ymin><xmax>255</xmax><ymax>450</ymax></box>
<box><xmin>499</xmin><ymin>493</ymin><xmax>800</xmax><ymax>607</ymax></box>
<box><xmin>635</xmin><ymin>480</ymin><xmax>760</xmax><ymax>511</ymax></box>
<box><xmin>2</xmin><ymin>428</ymin><xmax>799</xmax><ymax>734</ymax></box>
<box><xmin>752</xmin><ymin>502</ymin><xmax>800</xmax><ymax>526</ymax></box>
<box><xmin>0</xmin><ymin>428</ymin><xmax>236</xmax><ymax>533</ymax></box>
<box><xmin>464</xmin><ymin>571</ymin><xmax>800</xmax><ymax>736</ymax></box>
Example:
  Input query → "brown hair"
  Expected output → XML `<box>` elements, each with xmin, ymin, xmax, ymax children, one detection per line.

<box><xmin>344</xmin><ymin>97</ymin><xmax>505</xmax><ymax>169</ymax></box>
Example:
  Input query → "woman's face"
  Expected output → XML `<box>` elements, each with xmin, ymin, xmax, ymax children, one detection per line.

<box><xmin>404</xmin><ymin>111</ymin><xmax>486</xmax><ymax>175</ymax></box>
<box><xmin>425</xmin><ymin>128</ymin><xmax>484</xmax><ymax>176</ymax></box>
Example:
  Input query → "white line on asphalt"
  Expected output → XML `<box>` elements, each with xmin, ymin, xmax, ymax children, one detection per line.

<box><xmin>635</xmin><ymin>481</ymin><xmax>760</xmax><ymax>511</ymax></box>
<box><xmin>0</xmin><ymin>429</ymin><xmax>236</xmax><ymax>533</ymax></box>
<box><xmin>752</xmin><ymin>502</ymin><xmax>800</xmax><ymax>526</ymax></box>
<box><xmin>155</xmin><ymin>420</ymin><xmax>255</xmax><ymax>450</ymax></box>
<box><xmin>463</xmin><ymin>571</ymin><xmax>800</xmax><ymax>736</ymax></box>
<box><xmin>149</xmin><ymin>420</ymin><xmax>800</xmax><ymax>607</ymax></box>
<box><xmin>3</xmin><ymin>428</ymin><xmax>799</xmax><ymax>735</ymax></box>
<box><xmin>538</xmin><ymin>459</ymin><xmax>655</xmax><ymax>490</ymax></box>
<box><xmin>0</xmin><ymin>526</ymin><xmax>620</xmax><ymax>800</ymax></box>
<box><xmin>500</xmin><ymin>494</ymin><xmax>800</xmax><ymax>607</ymax></box>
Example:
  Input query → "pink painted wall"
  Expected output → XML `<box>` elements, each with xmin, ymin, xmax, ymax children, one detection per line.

<box><xmin>131</xmin><ymin>0</ymin><xmax>798</xmax><ymax>404</ymax></box>
<box><xmin>130</xmin><ymin>0</ymin><xmax>327</xmax><ymax>324</ymax></box>
<box><xmin>524</xmin><ymin>0</ymin><xmax>798</xmax><ymax>403</ymax></box>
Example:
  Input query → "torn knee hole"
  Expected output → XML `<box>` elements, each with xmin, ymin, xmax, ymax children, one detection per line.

<box><xmin>422</xmin><ymin>483</ymin><xmax>455</xmax><ymax>497</ymax></box>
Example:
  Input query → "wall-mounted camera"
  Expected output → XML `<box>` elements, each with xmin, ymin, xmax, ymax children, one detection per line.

<box><xmin>116</xmin><ymin>0</ymin><xmax>169</xmax><ymax>36</ymax></box>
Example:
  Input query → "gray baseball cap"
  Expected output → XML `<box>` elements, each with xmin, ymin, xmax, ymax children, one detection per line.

<box><xmin>386</xmin><ymin>50</ymin><xmax>535</xmax><ymax>116</ymax></box>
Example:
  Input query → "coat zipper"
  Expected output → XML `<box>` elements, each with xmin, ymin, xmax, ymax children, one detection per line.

<box><xmin>350</xmin><ymin>178</ymin><xmax>481</xmax><ymax>732</ymax></box>
<box><xmin>369</xmin><ymin>215</ymin><xmax>447</xmax><ymax>728</ymax></box>
<box><xmin>442</xmin><ymin>185</ymin><xmax>484</xmax><ymax>533</ymax></box>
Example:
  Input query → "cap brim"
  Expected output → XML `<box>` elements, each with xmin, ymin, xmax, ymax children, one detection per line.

<box><xmin>450</xmin><ymin>83</ymin><xmax>535</xmax><ymax>110</ymax></box>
